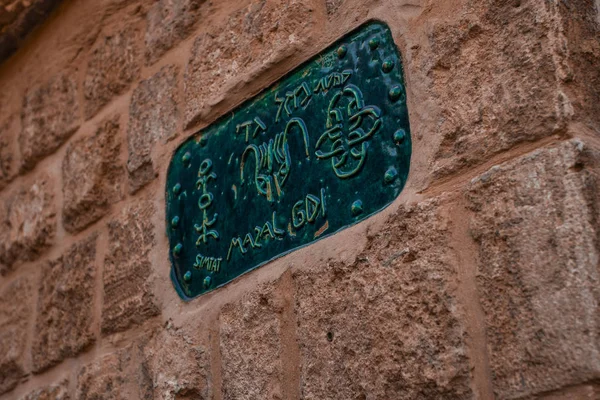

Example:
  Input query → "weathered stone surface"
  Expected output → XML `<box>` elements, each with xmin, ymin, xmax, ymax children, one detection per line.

<box><xmin>21</xmin><ymin>380</ymin><xmax>70</xmax><ymax>400</ymax></box>
<box><xmin>324</xmin><ymin>0</ymin><xmax>343</xmax><ymax>15</ymax></box>
<box><xmin>20</xmin><ymin>74</ymin><xmax>80</xmax><ymax>171</ymax></box>
<box><xmin>83</xmin><ymin>25</ymin><xmax>142</xmax><ymax>119</ymax></box>
<box><xmin>184</xmin><ymin>0</ymin><xmax>315</xmax><ymax>127</ymax></box>
<box><xmin>0</xmin><ymin>105</ymin><xmax>17</xmax><ymax>191</ymax></box>
<box><xmin>78</xmin><ymin>355</ymin><xmax>120</xmax><ymax>400</ymax></box>
<box><xmin>220</xmin><ymin>282</ymin><xmax>284</xmax><ymax>400</ymax></box>
<box><xmin>76</xmin><ymin>344</ymin><xmax>152</xmax><ymax>400</ymax></box>
<box><xmin>0</xmin><ymin>124</ymin><xmax>15</xmax><ymax>191</ymax></box>
<box><xmin>538</xmin><ymin>384</ymin><xmax>600</xmax><ymax>400</ymax></box>
<box><xmin>466</xmin><ymin>139</ymin><xmax>600</xmax><ymax>399</ymax></box>
<box><xmin>127</xmin><ymin>65</ymin><xmax>179</xmax><ymax>193</ymax></box>
<box><xmin>0</xmin><ymin>175</ymin><xmax>56</xmax><ymax>274</ymax></box>
<box><xmin>32</xmin><ymin>235</ymin><xmax>97</xmax><ymax>373</ymax></box>
<box><xmin>77</xmin><ymin>353</ymin><xmax>121</xmax><ymax>400</ymax></box>
<box><xmin>557</xmin><ymin>0</ymin><xmax>600</xmax><ymax>131</ymax></box>
<box><xmin>145</xmin><ymin>0</ymin><xmax>206</xmax><ymax>65</ymax></box>
<box><xmin>143</xmin><ymin>325</ymin><xmax>210</xmax><ymax>400</ymax></box>
<box><xmin>62</xmin><ymin>115</ymin><xmax>124</xmax><ymax>233</ymax></box>
<box><xmin>0</xmin><ymin>277</ymin><xmax>30</xmax><ymax>395</ymax></box>
<box><xmin>426</xmin><ymin>0</ymin><xmax>571</xmax><ymax>178</ymax></box>
<box><xmin>293</xmin><ymin>198</ymin><xmax>472</xmax><ymax>399</ymax></box>
<box><xmin>102</xmin><ymin>201</ymin><xmax>160</xmax><ymax>334</ymax></box>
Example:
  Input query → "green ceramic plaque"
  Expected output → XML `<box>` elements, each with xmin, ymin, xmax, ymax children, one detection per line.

<box><xmin>166</xmin><ymin>21</ymin><xmax>411</xmax><ymax>299</ymax></box>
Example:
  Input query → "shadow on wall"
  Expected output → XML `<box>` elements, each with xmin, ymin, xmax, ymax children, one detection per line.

<box><xmin>0</xmin><ymin>0</ymin><xmax>64</xmax><ymax>63</ymax></box>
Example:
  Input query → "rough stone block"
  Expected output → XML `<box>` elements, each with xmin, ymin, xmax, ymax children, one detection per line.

<box><xmin>555</xmin><ymin>0</ymin><xmax>600</xmax><ymax>130</ymax></box>
<box><xmin>426</xmin><ymin>0</ymin><xmax>569</xmax><ymax>178</ymax></box>
<box><xmin>538</xmin><ymin>384</ymin><xmax>600</xmax><ymax>400</ymax></box>
<box><xmin>145</xmin><ymin>0</ymin><xmax>206</xmax><ymax>65</ymax></box>
<box><xmin>293</xmin><ymin>198</ymin><xmax>472</xmax><ymax>399</ymax></box>
<box><xmin>143</xmin><ymin>326</ymin><xmax>210</xmax><ymax>399</ymax></box>
<box><xmin>127</xmin><ymin>65</ymin><xmax>179</xmax><ymax>193</ymax></box>
<box><xmin>0</xmin><ymin>278</ymin><xmax>31</xmax><ymax>395</ymax></box>
<box><xmin>83</xmin><ymin>25</ymin><xmax>142</xmax><ymax>119</ymax></box>
<box><xmin>0</xmin><ymin>113</ymin><xmax>18</xmax><ymax>191</ymax></box>
<box><xmin>20</xmin><ymin>74</ymin><xmax>80</xmax><ymax>171</ymax></box>
<box><xmin>21</xmin><ymin>380</ymin><xmax>70</xmax><ymax>400</ymax></box>
<box><xmin>102</xmin><ymin>201</ymin><xmax>160</xmax><ymax>334</ymax></box>
<box><xmin>220</xmin><ymin>282</ymin><xmax>284</xmax><ymax>400</ymax></box>
<box><xmin>32</xmin><ymin>235</ymin><xmax>97</xmax><ymax>373</ymax></box>
<box><xmin>77</xmin><ymin>353</ymin><xmax>121</xmax><ymax>400</ymax></box>
<box><xmin>324</xmin><ymin>0</ymin><xmax>343</xmax><ymax>15</ymax></box>
<box><xmin>466</xmin><ymin>139</ymin><xmax>600</xmax><ymax>398</ymax></box>
<box><xmin>184</xmin><ymin>0</ymin><xmax>315</xmax><ymax>127</ymax></box>
<box><xmin>62</xmin><ymin>114</ymin><xmax>124</xmax><ymax>233</ymax></box>
<box><xmin>0</xmin><ymin>175</ymin><xmax>56</xmax><ymax>274</ymax></box>
<box><xmin>76</xmin><ymin>344</ymin><xmax>152</xmax><ymax>400</ymax></box>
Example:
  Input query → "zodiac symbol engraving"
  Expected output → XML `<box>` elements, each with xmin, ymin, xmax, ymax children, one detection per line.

<box><xmin>318</xmin><ymin>52</ymin><xmax>337</xmax><ymax>69</ymax></box>
<box><xmin>240</xmin><ymin>118</ymin><xmax>310</xmax><ymax>201</ymax></box>
<box><xmin>315</xmin><ymin>84</ymin><xmax>382</xmax><ymax>179</ymax></box>
<box><xmin>194</xmin><ymin>159</ymin><xmax>219</xmax><ymax>246</ymax></box>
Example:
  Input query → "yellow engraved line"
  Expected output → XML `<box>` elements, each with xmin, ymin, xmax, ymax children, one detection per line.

<box><xmin>274</xmin><ymin>175</ymin><xmax>282</xmax><ymax>197</ymax></box>
<box><xmin>287</xmin><ymin>222</ymin><xmax>296</xmax><ymax>237</ymax></box>
<box><xmin>314</xmin><ymin>220</ymin><xmax>329</xmax><ymax>239</ymax></box>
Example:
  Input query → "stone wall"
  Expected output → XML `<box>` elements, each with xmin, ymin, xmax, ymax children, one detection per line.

<box><xmin>0</xmin><ymin>0</ymin><xmax>599</xmax><ymax>399</ymax></box>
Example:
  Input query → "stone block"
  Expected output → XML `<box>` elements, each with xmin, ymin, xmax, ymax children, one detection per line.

<box><xmin>293</xmin><ymin>198</ymin><xmax>473</xmax><ymax>399</ymax></box>
<box><xmin>466</xmin><ymin>139</ymin><xmax>600</xmax><ymax>398</ymax></box>
<box><xmin>127</xmin><ymin>65</ymin><xmax>179</xmax><ymax>193</ymax></box>
<box><xmin>425</xmin><ymin>0</ymin><xmax>569</xmax><ymax>178</ymax></box>
<box><xmin>184</xmin><ymin>0</ymin><xmax>315</xmax><ymax>127</ymax></box>
<box><xmin>143</xmin><ymin>326</ymin><xmax>210</xmax><ymax>399</ymax></box>
<box><xmin>76</xmin><ymin>344</ymin><xmax>152</xmax><ymax>400</ymax></box>
<box><xmin>21</xmin><ymin>380</ymin><xmax>70</xmax><ymax>400</ymax></box>
<box><xmin>62</xmin><ymin>114</ymin><xmax>124</xmax><ymax>233</ymax></box>
<box><xmin>219</xmin><ymin>282</ymin><xmax>284</xmax><ymax>400</ymax></box>
<box><xmin>83</xmin><ymin>24</ymin><xmax>142</xmax><ymax>119</ymax></box>
<box><xmin>0</xmin><ymin>278</ymin><xmax>31</xmax><ymax>395</ymax></box>
<box><xmin>324</xmin><ymin>0</ymin><xmax>343</xmax><ymax>15</ymax></box>
<box><xmin>145</xmin><ymin>0</ymin><xmax>206</xmax><ymax>65</ymax></box>
<box><xmin>20</xmin><ymin>74</ymin><xmax>80</xmax><ymax>171</ymax></box>
<box><xmin>0</xmin><ymin>175</ymin><xmax>56</xmax><ymax>274</ymax></box>
<box><xmin>102</xmin><ymin>200</ymin><xmax>160</xmax><ymax>334</ymax></box>
<box><xmin>555</xmin><ymin>0</ymin><xmax>600</xmax><ymax>130</ymax></box>
<box><xmin>32</xmin><ymin>235</ymin><xmax>97</xmax><ymax>373</ymax></box>
<box><xmin>538</xmin><ymin>384</ymin><xmax>600</xmax><ymax>400</ymax></box>
<box><xmin>77</xmin><ymin>353</ymin><xmax>121</xmax><ymax>400</ymax></box>
<box><xmin>0</xmin><ymin>113</ymin><xmax>18</xmax><ymax>191</ymax></box>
